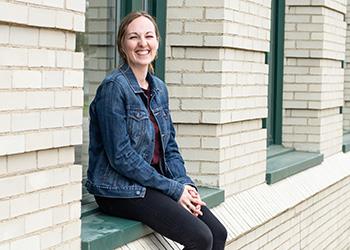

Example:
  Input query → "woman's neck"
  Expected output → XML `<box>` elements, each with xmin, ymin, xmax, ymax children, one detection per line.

<box><xmin>129</xmin><ymin>64</ymin><xmax>149</xmax><ymax>89</ymax></box>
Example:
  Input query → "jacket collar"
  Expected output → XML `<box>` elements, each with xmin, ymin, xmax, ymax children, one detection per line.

<box><xmin>119</xmin><ymin>63</ymin><xmax>160</xmax><ymax>95</ymax></box>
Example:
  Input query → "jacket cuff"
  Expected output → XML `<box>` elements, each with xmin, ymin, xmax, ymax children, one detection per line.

<box><xmin>170</xmin><ymin>181</ymin><xmax>184</xmax><ymax>201</ymax></box>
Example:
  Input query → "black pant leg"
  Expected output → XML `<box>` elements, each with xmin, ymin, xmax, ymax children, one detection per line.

<box><xmin>95</xmin><ymin>189</ymin><xmax>223</xmax><ymax>250</ymax></box>
<box><xmin>198</xmin><ymin>206</ymin><xmax>227</xmax><ymax>250</ymax></box>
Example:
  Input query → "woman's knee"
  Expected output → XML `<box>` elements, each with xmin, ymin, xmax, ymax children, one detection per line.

<box><xmin>191</xmin><ymin>226</ymin><xmax>213</xmax><ymax>250</ymax></box>
<box><xmin>215</xmin><ymin>222</ymin><xmax>228</xmax><ymax>242</ymax></box>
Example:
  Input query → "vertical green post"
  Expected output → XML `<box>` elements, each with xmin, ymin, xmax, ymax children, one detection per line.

<box><xmin>267</xmin><ymin>0</ymin><xmax>285</xmax><ymax>145</ymax></box>
<box><xmin>151</xmin><ymin>0</ymin><xmax>167</xmax><ymax>81</ymax></box>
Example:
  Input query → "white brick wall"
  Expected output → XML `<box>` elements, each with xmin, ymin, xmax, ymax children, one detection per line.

<box><xmin>174</xmin><ymin>120</ymin><xmax>266</xmax><ymax>195</ymax></box>
<box><xmin>167</xmin><ymin>47</ymin><xmax>268</xmax><ymax>124</ymax></box>
<box><xmin>344</xmin><ymin>3</ymin><xmax>350</xmax><ymax>132</ymax></box>
<box><xmin>0</xmin><ymin>1</ymin><xmax>85</xmax><ymax>32</ymax></box>
<box><xmin>166</xmin><ymin>1</ymin><xmax>269</xmax><ymax>192</ymax></box>
<box><xmin>283</xmin><ymin>1</ymin><xmax>345</xmax><ymax>156</ymax></box>
<box><xmin>0</xmin><ymin>0</ymin><xmax>84</xmax><ymax>249</ymax></box>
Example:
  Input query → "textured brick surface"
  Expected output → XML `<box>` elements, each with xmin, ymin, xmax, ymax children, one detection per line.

<box><xmin>283</xmin><ymin>2</ymin><xmax>346</xmax><ymax>156</ymax></box>
<box><xmin>0</xmin><ymin>1</ymin><xmax>84</xmax><ymax>248</ymax></box>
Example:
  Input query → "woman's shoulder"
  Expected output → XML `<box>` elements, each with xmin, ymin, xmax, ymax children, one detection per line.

<box><xmin>103</xmin><ymin>68</ymin><xmax>127</xmax><ymax>86</ymax></box>
<box><xmin>94</xmin><ymin>69</ymin><xmax>128</xmax><ymax>99</ymax></box>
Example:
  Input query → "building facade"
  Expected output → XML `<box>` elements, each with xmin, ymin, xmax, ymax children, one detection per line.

<box><xmin>1</xmin><ymin>0</ymin><xmax>350</xmax><ymax>249</ymax></box>
<box><xmin>0</xmin><ymin>0</ymin><xmax>85</xmax><ymax>249</ymax></box>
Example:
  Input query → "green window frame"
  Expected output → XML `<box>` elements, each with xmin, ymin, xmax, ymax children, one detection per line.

<box><xmin>266</xmin><ymin>0</ymin><xmax>324</xmax><ymax>184</ymax></box>
<box><xmin>267</xmin><ymin>0</ymin><xmax>285</xmax><ymax>146</ymax></box>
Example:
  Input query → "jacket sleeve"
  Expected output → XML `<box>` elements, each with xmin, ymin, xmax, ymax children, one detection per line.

<box><xmin>163</xmin><ymin>85</ymin><xmax>196</xmax><ymax>188</ymax></box>
<box><xmin>94</xmin><ymin>80</ymin><xmax>184</xmax><ymax>201</ymax></box>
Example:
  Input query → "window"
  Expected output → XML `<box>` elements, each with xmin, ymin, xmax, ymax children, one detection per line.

<box><xmin>266</xmin><ymin>0</ymin><xmax>323</xmax><ymax>184</ymax></box>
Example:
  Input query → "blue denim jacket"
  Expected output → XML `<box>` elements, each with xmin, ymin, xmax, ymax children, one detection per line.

<box><xmin>86</xmin><ymin>64</ymin><xmax>195</xmax><ymax>201</ymax></box>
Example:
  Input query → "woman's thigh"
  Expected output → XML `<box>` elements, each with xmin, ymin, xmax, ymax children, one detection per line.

<box><xmin>95</xmin><ymin>189</ymin><xmax>214</xmax><ymax>249</ymax></box>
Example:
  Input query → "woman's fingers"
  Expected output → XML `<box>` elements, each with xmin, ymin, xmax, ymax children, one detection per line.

<box><xmin>180</xmin><ymin>185</ymin><xmax>206</xmax><ymax>216</ymax></box>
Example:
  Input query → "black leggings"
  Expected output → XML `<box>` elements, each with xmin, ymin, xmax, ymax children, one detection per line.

<box><xmin>95</xmin><ymin>189</ymin><xmax>227</xmax><ymax>250</ymax></box>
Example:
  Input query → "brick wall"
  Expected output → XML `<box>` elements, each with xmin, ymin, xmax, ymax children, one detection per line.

<box><xmin>223</xmin><ymin>153</ymin><xmax>350</xmax><ymax>249</ymax></box>
<box><xmin>283</xmin><ymin>0</ymin><xmax>346</xmax><ymax>157</ymax></box>
<box><xmin>0</xmin><ymin>0</ymin><xmax>85</xmax><ymax>249</ymax></box>
<box><xmin>345</xmin><ymin>3</ymin><xmax>350</xmax><ymax>133</ymax></box>
<box><xmin>166</xmin><ymin>0</ymin><xmax>270</xmax><ymax>196</ymax></box>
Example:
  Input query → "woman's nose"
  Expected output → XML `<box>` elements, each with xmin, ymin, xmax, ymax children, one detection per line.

<box><xmin>138</xmin><ymin>36</ymin><xmax>147</xmax><ymax>47</ymax></box>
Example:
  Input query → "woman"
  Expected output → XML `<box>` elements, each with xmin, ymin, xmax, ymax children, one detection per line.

<box><xmin>87</xmin><ymin>11</ymin><xmax>227</xmax><ymax>250</ymax></box>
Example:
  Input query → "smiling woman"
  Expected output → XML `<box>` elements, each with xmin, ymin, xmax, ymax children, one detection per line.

<box><xmin>86</xmin><ymin>11</ymin><xmax>227</xmax><ymax>250</ymax></box>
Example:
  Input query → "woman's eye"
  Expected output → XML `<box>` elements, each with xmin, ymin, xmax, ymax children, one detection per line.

<box><xmin>129</xmin><ymin>36</ymin><xmax>137</xmax><ymax>39</ymax></box>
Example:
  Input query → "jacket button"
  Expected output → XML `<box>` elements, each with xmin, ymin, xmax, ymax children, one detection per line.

<box><xmin>136</xmin><ymin>191</ymin><xmax>141</xmax><ymax>195</ymax></box>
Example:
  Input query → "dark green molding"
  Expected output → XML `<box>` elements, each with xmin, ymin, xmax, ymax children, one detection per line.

<box><xmin>81</xmin><ymin>186</ymin><xmax>224</xmax><ymax>250</ymax></box>
<box><xmin>266</xmin><ymin>150</ymin><xmax>323</xmax><ymax>184</ymax></box>
<box><xmin>267</xmin><ymin>0</ymin><xmax>285</xmax><ymax>146</ymax></box>
<box><xmin>151</xmin><ymin>0</ymin><xmax>167</xmax><ymax>81</ymax></box>
<box><xmin>343</xmin><ymin>133</ymin><xmax>350</xmax><ymax>153</ymax></box>
<box><xmin>267</xmin><ymin>145</ymin><xmax>294</xmax><ymax>159</ymax></box>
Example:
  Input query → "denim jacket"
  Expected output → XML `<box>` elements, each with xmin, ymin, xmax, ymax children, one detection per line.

<box><xmin>86</xmin><ymin>64</ymin><xmax>195</xmax><ymax>201</ymax></box>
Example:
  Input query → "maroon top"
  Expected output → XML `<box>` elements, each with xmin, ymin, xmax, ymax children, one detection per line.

<box><xmin>142</xmin><ymin>87</ymin><xmax>162</xmax><ymax>166</ymax></box>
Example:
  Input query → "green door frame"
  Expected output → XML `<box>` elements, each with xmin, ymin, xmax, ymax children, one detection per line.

<box><xmin>118</xmin><ymin>0</ymin><xmax>167</xmax><ymax>80</ymax></box>
<box><xmin>267</xmin><ymin>0</ymin><xmax>285</xmax><ymax>146</ymax></box>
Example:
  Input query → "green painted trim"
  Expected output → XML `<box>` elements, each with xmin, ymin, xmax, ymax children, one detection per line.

<box><xmin>82</xmin><ymin>215</ymin><xmax>153</xmax><ymax>250</ymax></box>
<box><xmin>121</xmin><ymin>0</ymin><xmax>143</xmax><ymax>14</ymax></box>
<box><xmin>343</xmin><ymin>133</ymin><xmax>350</xmax><ymax>153</ymax></box>
<box><xmin>266</xmin><ymin>150</ymin><xmax>324</xmax><ymax>184</ymax></box>
<box><xmin>267</xmin><ymin>145</ymin><xmax>294</xmax><ymax>159</ymax></box>
<box><xmin>81</xmin><ymin>202</ymin><xmax>99</xmax><ymax>217</ymax></box>
<box><xmin>81</xmin><ymin>187</ymin><xmax>224</xmax><ymax>250</ymax></box>
<box><xmin>151</xmin><ymin>0</ymin><xmax>167</xmax><ymax>81</ymax></box>
<box><xmin>267</xmin><ymin>0</ymin><xmax>285</xmax><ymax>145</ymax></box>
<box><xmin>262</xmin><ymin>118</ymin><xmax>267</xmax><ymax>129</ymax></box>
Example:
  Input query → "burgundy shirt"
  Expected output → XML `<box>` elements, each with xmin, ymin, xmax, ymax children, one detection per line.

<box><xmin>142</xmin><ymin>87</ymin><xmax>162</xmax><ymax>166</ymax></box>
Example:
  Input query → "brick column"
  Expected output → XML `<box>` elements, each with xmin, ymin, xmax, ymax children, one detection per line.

<box><xmin>0</xmin><ymin>0</ymin><xmax>85</xmax><ymax>249</ymax></box>
<box><xmin>283</xmin><ymin>1</ymin><xmax>346</xmax><ymax>157</ymax></box>
<box><xmin>345</xmin><ymin>3</ymin><xmax>350</xmax><ymax>133</ymax></box>
<box><xmin>166</xmin><ymin>0</ymin><xmax>270</xmax><ymax>196</ymax></box>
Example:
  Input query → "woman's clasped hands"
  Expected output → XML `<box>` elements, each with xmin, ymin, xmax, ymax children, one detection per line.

<box><xmin>178</xmin><ymin>185</ymin><xmax>206</xmax><ymax>217</ymax></box>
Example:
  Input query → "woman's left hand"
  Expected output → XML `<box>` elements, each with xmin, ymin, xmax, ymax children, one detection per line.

<box><xmin>188</xmin><ymin>187</ymin><xmax>206</xmax><ymax>217</ymax></box>
<box><xmin>178</xmin><ymin>185</ymin><xmax>206</xmax><ymax>217</ymax></box>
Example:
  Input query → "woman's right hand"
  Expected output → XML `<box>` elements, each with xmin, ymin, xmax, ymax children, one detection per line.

<box><xmin>178</xmin><ymin>185</ymin><xmax>206</xmax><ymax>216</ymax></box>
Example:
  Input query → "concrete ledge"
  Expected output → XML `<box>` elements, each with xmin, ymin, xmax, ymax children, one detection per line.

<box><xmin>266</xmin><ymin>148</ymin><xmax>324</xmax><ymax>184</ymax></box>
<box><xmin>81</xmin><ymin>187</ymin><xmax>224</xmax><ymax>250</ymax></box>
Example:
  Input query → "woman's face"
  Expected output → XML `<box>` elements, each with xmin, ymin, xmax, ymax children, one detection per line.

<box><xmin>123</xmin><ymin>16</ymin><xmax>159</xmax><ymax>69</ymax></box>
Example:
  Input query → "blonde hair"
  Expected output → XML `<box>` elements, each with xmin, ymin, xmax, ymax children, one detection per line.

<box><xmin>117</xmin><ymin>11</ymin><xmax>160</xmax><ymax>73</ymax></box>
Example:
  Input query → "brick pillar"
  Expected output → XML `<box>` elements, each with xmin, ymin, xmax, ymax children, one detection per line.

<box><xmin>283</xmin><ymin>1</ymin><xmax>346</xmax><ymax>157</ymax></box>
<box><xmin>0</xmin><ymin>1</ymin><xmax>85</xmax><ymax>249</ymax></box>
<box><xmin>166</xmin><ymin>0</ymin><xmax>270</xmax><ymax>196</ymax></box>
<box><xmin>345</xmin><ymin>3</ymin><xmax>350</xmax><ymax>133</ymax></box>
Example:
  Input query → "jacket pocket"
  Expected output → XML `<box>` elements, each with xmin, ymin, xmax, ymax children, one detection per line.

<box><xmin>126</xmin><ymin>108</ymin><xmax>149</xmax><ymax>149</ymax></box>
